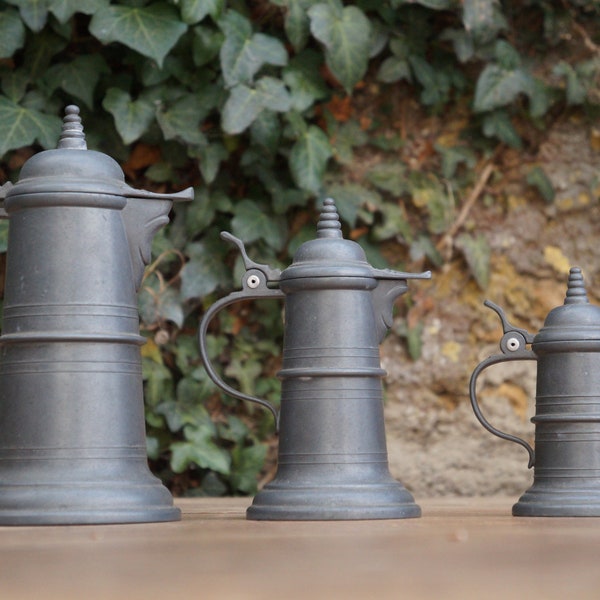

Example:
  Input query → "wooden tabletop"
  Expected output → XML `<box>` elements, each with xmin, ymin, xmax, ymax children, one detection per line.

<box><xmin>1</xmin><ymin>497</ymin><xmax>600</xmax><ymax>599</ymax></box>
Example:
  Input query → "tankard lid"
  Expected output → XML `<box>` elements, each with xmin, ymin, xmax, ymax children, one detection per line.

<box><xmin>6</xmin><ymin>106</ymin><xmax>127</xmax><ymax>203</ymax></box>
<box><xmin>533</xmin><ymin>267</ymin><xmax>600</xmax><ymax>349</ymax></box>
<box><xmin>280</xmin><ymin>198</ymin><xmax>376</xmax><ymax>281</ymax></box>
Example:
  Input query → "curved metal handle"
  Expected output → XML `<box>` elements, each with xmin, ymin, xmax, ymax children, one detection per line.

<box><xmin>198</xmin><ymin>233</ymin><xmax>284</xmax><ymax>428</ymax></box>
<box><xmin>469</xmin><ymin>300</ymin><xmax>537</xmax><ymax>468</ymax></box>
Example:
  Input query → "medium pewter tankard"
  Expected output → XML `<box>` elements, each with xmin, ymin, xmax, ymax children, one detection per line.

<box><xmin>470</xmin><ymin>267</ymin><xmax>600</xmax><ymax>516</ymax></box>
<box><xmin>199</xmin><ymin>199</ymin><xmax>430</xmax><ymax>520</ymax></box>
<box><xmin>0</xmin><ymin>106</ymin><xmax>191</xmax><ymax>524</ymax></box>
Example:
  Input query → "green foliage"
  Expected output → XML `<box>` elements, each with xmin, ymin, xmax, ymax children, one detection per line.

<box><xmin>308</xmin><ymin>0</ymin><xmax>371</xmax><ymax>93</ymax></box>
<box><xmin>90</xmin><ymin>4</ymin><xmax>188</xmax><ymax>66</ymax></box>
<box><xmin>1</xmin><ymin>0</ymin><xmax>598</xmax><ymax>495</ymax></box>
<box><xmin>0</xmin><ymin>97</ymin><xmax>62</xmax><ymax>154</ymax></box>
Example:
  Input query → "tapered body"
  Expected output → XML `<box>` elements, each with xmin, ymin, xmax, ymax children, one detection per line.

<box><xmin>471</xmin><ymin>267</ymin><xmax>600</xmax><ymax>516</ymax></box>
<box><xmin>0</xmin><ymin>106</ymin><xmax>190</xmax><ymax>524</ymax></box>
<box><xmin>515</xmin><ymin>321</ymin><xmax>600</xmax><ymax>515</ymax></box>
<box><xmin>248</xmin><ymin>280</ymin><xmax>419</xmax><ymax>520</ymax></box>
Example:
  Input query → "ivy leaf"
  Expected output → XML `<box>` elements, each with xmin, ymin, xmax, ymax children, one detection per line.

<box><xmin>494</xmin><ymin>39</ymin><xmax>521</xmax><ymax>70</ymax></box>
<box><xmin>256</xmin><ymin>76</ymin><xmax>292</xmax><ymax>112</ymax></box>
<box><xmin>2</xmin><ymin>71</ymin><xmax>29</xmax><ymax>103</ymax></box>
<box><xmin>283</xmin><ymin>50</ymin><xmax>329</xmax><ymax>112</ymax></box>
<box><xmin>409</xmin><ymin>55</ymin><xmax>450</xmax><ymax>107</ymax></box>
<box><xmin>406</xmin><ymin>322</ymin><xmax>425</xmax><ymax>361</ymax></box>
<box><xmin>0</xmin><ymin>97</ymin><xmax>61</xmax><ymax>155</ymax></box>
<box><xmin>308</xmin><ymin>1</ymin><xmax>371</xmax><ymax>93</ymax></box>
<box><xmin>289</xmin><ymin>125</ymin><xmax>332</xmax><ymax>193</ymax></box>
<box><xmin>23</xmin><ymin>30</ymin><xmax>67</xmax><ymax>80</ymax></box>
<box><xmin>142</xmin><ymin>358</ymin><xmax>174</xmax><ymax>413</ymax></box>
<box><xmin>456</xmin><ymin>233</ymin><xmax>491</xmax><ymax>290</ymax></box>
<box><xmin>441</xmin><ymin>28</ymin><xmax>475</xmax><ymax>63</ymax></box>
<box><xmin>5</xmin><ymin>0</ymin><xmax>48</xmax><ymax>32</ymax></box>
<box><xmin>482</xmin><ymin>109</ymin><xmax>522</xmax><ymax>148</ymax></box>
<box><xmin>219</xmin><ymin>415</ymin><xmax>250</xmax><ymax>444</ymax></box>
<box><xmin>171</xmin><ymin>424</ymin><xmax>231</xmax><ymax>474</ymax></box>
<box><xmin>156</xmin><ymin>93</ymin><xmax>209</xmax><ymax>145</ymax></box>
<box><xmin>138</xmin><ymin>284</ymin><xmax>184</xmax><ymax>328</ymax></box>
<box><xmin>377</xmin><ymin>56</ymin><xmax>411</xmax><ymax>84</ymax></box>
<box><xmin>49</xmin><ymin>0</ymin><xmax>108</xmax><ymax>23</ymax></box>
<box><xmin>229</xmin><ymin>444</ymin><xmax>267</xmax><ymax>494</ymax></box>
<box><xmin>193</xmin><ymin>25</ymin><xmax>224</xmax><ymax>67</ymax></box>
<box><xmin>372</xmin><ymin>202</ymin><xmax>413</xmax><ymax>244</ymax></box>
<box><xmin>554</xmin><ymin>62</ymin><xmax>587</xmax><ymax>105</ymax></box>
<box><xmin>410</xmin><ymin>234</ymin><xmax>443</xmax><ymax>266</ymax></box>
<box><xmin>89</xmin><ymin>3</ymin><xmax>188</xmax><ymax>67</ymax></box>
<box><xmin>435</xmin><ymin>144</ymin><xmax>477</xmax><ymax>179</ymax></box>
<box><xmin>526</xmin><ymin>165</ymin><xmax>555</xmax><ymax>203</ymax></box>
<box><xmin>195</xmin><ymin>142</ymin><xmax>228</xmax><ymax>184</ymax></box>
<box><xmin>324</xmin><ymin>183</ymin><xmax>377</xmax><ymax>227</ymax></box>
<box><xmin>221</xmin><ymin>84</ymin><xmax>265</xmax><ymax>135</ymax></box>
<box><xmin>282</xmin><ymin>0</ymin><xmax>312</xmax><ymax>51</ymax></box>
<box><xmin>330</xmin><ymin>119</ymin><xmax>368</xmax><ymax>165</ymax></box>
<box><xmin>527</xmin><ymin>78</ymin><xmax>550</xmax><ymax>119</ymax></box>
<box><xmin>103</xmin><ymin>88</ymin><xmax>156</xmax><ymax>145</ymax></box>
<box><xmin>231</xmin><ymin>199</ymin><xmax>287</xmax><ymax>250</ymax></box>
<box><xmin>222</xmin><ymin>77</ymin><xmax>291</xmax><ymax>135</ymax></box>
<box><xmin>0</xmin><ymin>221</ymin><xmax>9</xmax><ymax>253</ymax></box>
<box><xmin>399</xmin><ymin>0</ymin><xmax>455</xmax><ymax>8</ymax></box>
<box><xmin>0</xmin><ymin>7</ymin><xmax>26</xmax><ymax>57</ymax></box>
<box><xmin>219</xmin><ymin>10</ymin><xmax>287</xmax><ymax>88</ymax></box>
<box><xmin>179</xmin><ymin>0</ymin><xmax>223</xmax><ymax>24</ymax></box>
<box><xmin>224</xmin><ymin>355</ymin><xmax>263</xmax><ymax>397</ymax></box>
<box><xmin>47</xmin><ymin>55</ymin><xmax>109</xmax><ymax>109</ymax></box>
<box><xmin>462</xmin><ymin>0</ymin><xmax>507</xmax><ymax>45</ymax></box>
<box><xmin>473</xmin><ymin>63</ymin><xmax>533</xmax><ymax>112</ymax></box>
<box><xmin>409</xmin><ymin>172</ymin><xmax>453</xmax><ymax>235</ymax></box>
<box><xmin>250</xmin><ymin>110</ymin><xmax>281</xmax><ymax>154</ymax></box>
<box><xmin>180</xmin><ymin>239</ymin><xmax>231</xmax><ymax>301</ymax></box>
<box><xmin>367</xmin><ymin>162</ymin><xmax>408</xmax><ymax>196</ymax></box>
<box><xmin>173</xmin><ymin>189</ymin><xmax>221</xmax><ymax>237</ymax></box>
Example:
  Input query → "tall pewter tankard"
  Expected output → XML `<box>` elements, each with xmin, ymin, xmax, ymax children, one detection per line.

<box><xmin>199</xmin><ymin>199</ymin><xmax>430</xmax><ymax>520</ymax></box>
<box><xmin>0</xmin><ymin>106</ymin><xmax>191</xmax><ymax>524</ymax></box>
<box><xmin>470</xmin><ymin>267</ymin><xmax>600</xmax><ymax>516</ymax></box>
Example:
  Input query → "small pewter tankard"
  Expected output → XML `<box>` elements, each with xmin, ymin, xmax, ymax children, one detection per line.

<box><xmin>199</xmin><ymin>199</ymin><xmax>430</xmax><ymax>520</ymax></box>
<box><xmin>0</xmin><ymin>106</ymin><xmax>191</xmax><ymax>524</ymax></box>
<box><xmin>470</xmin><ymin>267</ymin><xmax>600</xmax><ymax>516</ymax></box>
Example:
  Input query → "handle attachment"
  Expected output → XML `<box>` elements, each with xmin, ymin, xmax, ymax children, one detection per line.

<box><xmin>469</xmin><ymin>300</ymin><xmax>537</xmax><ymax>468</ymax></box>
<box><xmin>198</xmin><ymin>232</ymin><xmax>284</xmax><ymax>428</ymax></box>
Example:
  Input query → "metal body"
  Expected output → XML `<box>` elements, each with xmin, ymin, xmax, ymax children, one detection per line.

<box><xmin>199</xmin><ymin>199</ymin><xmax>430</xmax><ymax>520</ymax></box>
<box><xmin>0</xmin><ymin>106</ymin><xmax>191</xmax><ymax>524</ymax></box>
<box><xmin>470</xmin><ymin>267</ymin><xmax>600</xmax><ymax>516</ymax></box>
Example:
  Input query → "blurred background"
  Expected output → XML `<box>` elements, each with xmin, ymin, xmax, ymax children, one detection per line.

<box><xmin>1</xmin><ymin>0</ymin><xmax>599</xmax><ymax>498</ymax></box>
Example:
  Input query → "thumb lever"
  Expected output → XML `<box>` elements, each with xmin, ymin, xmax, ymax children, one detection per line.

<box><xmin>484</xmin><ymin>300</ymin><xmax>535</xmax><ymax>344</ymax></box>
<box><xmin>221</xmin><ymin>232</ymin><xmax>281</xmax><ymax>282</ymax></box>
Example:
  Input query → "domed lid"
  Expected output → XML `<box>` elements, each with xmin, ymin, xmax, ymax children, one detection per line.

<box><xmin>5</xmin><ymin>105</ymin><xmax>127</xmax><ymax>206</ymax></box>
<box><xmin>533</xmin><ymin>267</ymin><xmax>600</xmax><ymax>349</ymax></box>
<box><xmin>280</xmin><ymin>198</ymin><xmax>376</xmax><ymax>281</ymax></box>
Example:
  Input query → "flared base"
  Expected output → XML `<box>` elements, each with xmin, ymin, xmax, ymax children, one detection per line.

<box><xmin>513</xmin><ymin>485</ymin><xmax>600</xmax><ymax>517</ymax></box>
<box><xmin>247</xmin><ymin>480</ymin><xmax>421</xmax><ymax>521</ymax></box>
<box><xmin>0</xmin><ymin>481</ymin><xmax>180</xmax><ymax>525</ymax></box>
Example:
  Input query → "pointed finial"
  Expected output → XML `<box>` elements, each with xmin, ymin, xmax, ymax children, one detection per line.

<box><xmin>57</xmin><ymin>105</ymin><xmax>87</xmax><ymax>150</ymax></box>
<box><xmin>564</xmin><ymin>266</ymin><xmax>589</xmax><ymax>304</ymax></box>
<box><xmin>316</xmin><ymin>198</ymin><xmax>343</xmax><ymax>239</ymax></box>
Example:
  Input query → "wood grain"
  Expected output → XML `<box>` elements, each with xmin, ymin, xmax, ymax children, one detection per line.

<box><xmin>1</xmin><ymin>497</ymin><xmax>599</xmax><ymax>599</ymax></box>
